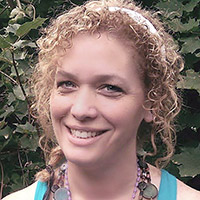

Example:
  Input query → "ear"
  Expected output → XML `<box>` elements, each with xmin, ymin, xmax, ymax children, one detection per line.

<box><xmin>143</xmin><ymin>101</ymin><xmax>153</xmax><ymax>123</ymax></box>
<box><xmin>144</xmin><ymin>109</ymin><xmax>153</xmax><ymax>123</ymax></box>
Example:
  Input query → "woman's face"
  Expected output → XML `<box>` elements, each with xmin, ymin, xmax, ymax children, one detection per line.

<box><xmin>50</xmin><ymin>33</ymin><xmax>152</xmax><ymax>167</ymax></box>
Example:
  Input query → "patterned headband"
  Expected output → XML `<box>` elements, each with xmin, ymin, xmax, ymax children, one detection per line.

<box><xmin>96</xmin><ymin>6</ymin><xmax>165</xmax><ymax>55</ymax></box>
<box><xmin>108</xmin><ymin>7</ymin><xmax>159</xmax><ymax>36</ymax></box>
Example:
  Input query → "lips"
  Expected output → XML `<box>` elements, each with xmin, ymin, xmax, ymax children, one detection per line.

<box><xmin>69</xmin><ymin>128</ymin><xmax>106</xmax><ymax>139</ymax></box>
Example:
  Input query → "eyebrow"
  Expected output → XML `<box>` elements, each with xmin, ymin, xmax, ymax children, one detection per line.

<box><xmin>55</xmin><ymin>70</ymin><xmax>128</xmax><ymax>85</ymax></box>
<box><xmin>56</xmin><ymin>70</ymin><xmax>77</xmax><ymax>80</ymax></box>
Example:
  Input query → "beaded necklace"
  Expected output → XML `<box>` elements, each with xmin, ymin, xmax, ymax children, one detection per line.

<box><xmin>44</xmin><ymin>157</ymin><xmax>158</xmax><ymax>200</ymax></box>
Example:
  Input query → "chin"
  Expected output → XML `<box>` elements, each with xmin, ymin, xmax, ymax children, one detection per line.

<box><xmin>63</xmin><ymin>149</ymin><xmax>103</xmax><ymax>168</ymax></box>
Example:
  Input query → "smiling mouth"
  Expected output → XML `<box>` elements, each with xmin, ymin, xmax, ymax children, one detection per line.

<box><xmin>70</xmin><ymin>129</ymin><xmax>106</xmax><ymax>139</ymax></box>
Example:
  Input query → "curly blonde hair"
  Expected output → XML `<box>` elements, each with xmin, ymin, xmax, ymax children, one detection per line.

<box><xmin>32</xmin><ymin>0</ymin><xmax>183</xmax><ymax>181</ymax></box>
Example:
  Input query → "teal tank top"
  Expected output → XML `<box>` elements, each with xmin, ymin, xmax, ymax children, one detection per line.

<box><xmin>158</xmin><ymin>169</ymin><xmax>177</xmax><ymax>200</ymax></box>
<box><xmin>34</xmin><ymin>169</ymin><xmax>177</xmax><ymax>200</ymax></box>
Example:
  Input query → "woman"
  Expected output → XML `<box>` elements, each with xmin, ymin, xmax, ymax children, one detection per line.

<box><xmin>3</xmin><ymin>0</ymin><xmax>200</xmax><ymax>199</ymax></box>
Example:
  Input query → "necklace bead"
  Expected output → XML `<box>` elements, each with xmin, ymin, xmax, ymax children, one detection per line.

<box><xmin>54</xmin><ymin>188</ymin><xmax>69</xmax><ymax>200</ymax></box>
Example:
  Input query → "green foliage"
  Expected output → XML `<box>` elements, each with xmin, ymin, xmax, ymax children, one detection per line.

<box><xmin>0</xmin><ymin>0</ymin><xmax>200</xmax><ymax>198</ymax></box>
<box><xmin>177</xmin><ymin>69</ymin><xmax>200</xmax><ymax>94</ymax></box>
<box><xmin>136</xmin><ymin>0</ymin><xmax>200</xmax><ymax>190</ymax></box>
<box><xmin>173</xmin><ymin>145</ymin><xmax>200</xmax><ymax>177</ymax></box>
<box><xmin>154</xmin><ymin>0</ymin><xmax>200</xmax><ymax>188</ymax></box>
<box><xmin>0</xmin><ymin>0</ymin><xmax>47</xmax><ymax>197</ymax></box>
<box><xmin>16</xmin><ymin>17</ymin><xmax>47</xmax><ymax>37</ymax></box>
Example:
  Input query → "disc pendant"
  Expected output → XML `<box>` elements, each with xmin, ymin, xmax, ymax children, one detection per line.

<box><xmin>54</xmin><ymin>188</ymin><xmax>69</xmax><ymax>200</ymax></box>
<box><xmin>138</xmin><ymin>181</ymin><xmax>147</xmax><ymax>190</ymax></box>
<box><xmin>142</xmin><ymin>183</ymin><xmax>158</xmax><ymax>199</ymax></box>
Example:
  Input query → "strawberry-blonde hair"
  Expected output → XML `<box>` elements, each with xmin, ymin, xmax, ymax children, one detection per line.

<box><xmin>32</xmin><ymin>0</ymin><xmax>183</xmax><ymax>181</ymax></box>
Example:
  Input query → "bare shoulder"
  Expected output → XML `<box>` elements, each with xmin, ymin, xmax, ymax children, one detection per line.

<box><xmin>149</xmin><ymin>164</ymin><xmax>200</xmax><ymax>200</ymax></box>
<box><xmin>2</xmin><ymin>181</ymin><xmax>37</xmax><ymax>200</ymax></box>
<box><xmin>149</xmin><ymin>164</ymin><xmax>162</xmax><ymax>189</ymax></box>
<box><xmin>177</xmin><ymin>179</ymin><xmax>200</xmax><ymax>200</ymax></box>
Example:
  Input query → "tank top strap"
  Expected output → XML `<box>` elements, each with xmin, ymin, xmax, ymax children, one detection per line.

<box><xmin>158</xmin><ymin>169</ymin><xmax>177</xmax><ymax>200</ymax></box>
<box><xmin>34</xmin><ymin>181</ymin><xmax>48</xmax><ymax>200</ymax></box>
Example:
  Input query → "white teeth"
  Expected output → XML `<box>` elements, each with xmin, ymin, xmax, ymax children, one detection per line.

<box><xmin>70</xmin><ymin>129</ymin><xmax>100</xmax><ymax>139</ymax></box>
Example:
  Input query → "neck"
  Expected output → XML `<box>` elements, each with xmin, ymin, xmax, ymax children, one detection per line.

<box><xmin>67</xmin><ymin>152</ymin><xmax>138</xmax><ymax>200</ymax></box>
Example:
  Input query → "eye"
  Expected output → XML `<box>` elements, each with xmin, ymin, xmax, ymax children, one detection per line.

<box><xmin>57</xmin><ymin>81</ymin><xmax>76</xmax><ymax>90</ymax></box>
<box><xmin>104</xmin><ymin>85</ymin><xmax>123</xmax><ymax>92</ymax></box>
<box><xmin>99</xmin><ymin>84</ymin><xmax>124</xmax><ymax>96</ymax></box>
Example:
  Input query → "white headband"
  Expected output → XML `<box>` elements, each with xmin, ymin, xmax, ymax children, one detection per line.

<box><xmin>108</xmin><ymin>7</ymin><xmax>159</xmax><ymax>36</ymax></box>
<box><xmin>96</xmin><ymin>6</ymin><xmax>159</xmax><ymax>36</ymax></box>
<box><xmin>96</xmin><ymin>6</ymin><xmax>165</xmax><ymax>56</ymax></box>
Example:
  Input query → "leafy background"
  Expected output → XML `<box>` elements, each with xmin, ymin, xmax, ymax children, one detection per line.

<box><xmin>0</xmin><ymin>0</ymin><xmax>200</xmax><ymax>198</ymax></box>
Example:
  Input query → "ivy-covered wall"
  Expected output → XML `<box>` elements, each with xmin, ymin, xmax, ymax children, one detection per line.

<box><xmin>0</xmin><ymin>0</ymin><xmax>200</xmax><ymax>198</ymax></box>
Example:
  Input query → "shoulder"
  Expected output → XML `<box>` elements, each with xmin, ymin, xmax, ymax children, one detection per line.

<box><xmin>149</xmin><ymin>164</ymin><xmax>200</xmax><ymax>200</ymax></box>
<box><xmin>2</xmin><ymin>181</ymin><xmax>38</xmax><ymax>200</ymax></box>
<box><xmin>177</xmin><ymin>179</ymin><xmax>200</xmax><ymax>200</ymax></box>
<box><xmin>149</xmin><ymin>164</ymin><xmax>162</xmax><ymax>189</ymax></box>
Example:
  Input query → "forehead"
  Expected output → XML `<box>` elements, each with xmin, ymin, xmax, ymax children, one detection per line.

<box><xmin>56</xmin><ymin>33</ymin><xmax>145</xmax><ymax>90</ymax></box>
<box><xmin>58</xmin><ymin>33</ymin><xmax>142</xmax><ymax>70</ymax></box>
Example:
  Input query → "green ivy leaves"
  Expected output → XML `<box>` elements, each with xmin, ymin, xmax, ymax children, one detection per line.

<box><xmin>0</xmin><ymin>1</ymin><xmax>47</xmax><ymax>196</ymax></box>
<box><xmin>173</xmin><ymin>145</ymin><xmax>200</xmax><ymax>177</ymax></box>
<box><xmin>16</xmin><ymin>17</ymin><xmax>47</xmax><ymax>37</ymax></box>
<box><xmin>155</xmin><ymin>0</ymin><xmax>200</xmax><ymax>185</ymax></box>
<box><xmin>180</xmin><ymin>37</ymin><xmax>200</xmax><ymax>55</ymax></box>
<box><xmin>156</xmin><ymin>0</ymin><xmax>200</xmax><ymax>57</ymax></box>
<box><xmin>0</xmin><ymin>35</ymin><xmax>11</xmax><ymax>48</ymax></box>
<box><xmin>177</xmin><ymin>70</ymin><xmax>200</xmax><ymax>94</ymax></box>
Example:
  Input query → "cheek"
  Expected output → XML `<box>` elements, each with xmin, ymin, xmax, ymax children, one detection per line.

<box><xmin>119</xmin><ymin>106</ymin><xmax>144</xmax><ymax>126</ymax></box>
<box><xmin>50</xmin><ymin>92</ymin><xmax>70</xmax><ymax>120</ymax></box>
<box><xmin>102</xmin><ymin>99</ymin><xmax>145</xmax><ymax>128</ymax></box>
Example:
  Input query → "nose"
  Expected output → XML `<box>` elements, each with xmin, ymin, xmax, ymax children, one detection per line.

<box><xmin>71</xmin><ymin>88</ymin><xmax>98</xmax><ymax>121</ymax></box>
